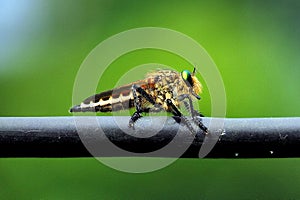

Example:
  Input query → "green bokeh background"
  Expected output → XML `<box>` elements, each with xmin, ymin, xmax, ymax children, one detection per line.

<box><xmin>1</xmin><ymin>0</ymin><xmax>300</xmax><ymax>199</ymax></box>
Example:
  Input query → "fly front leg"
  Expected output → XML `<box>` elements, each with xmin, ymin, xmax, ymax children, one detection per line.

<box><xmin>179</xmin><ymin>94</ymin><xmax>208</xmax><ymax>135</ymax></box>
<box><xmin>129</xmin><ymin>84</ymin><xmax>157</xmax><ymax>128</ymax></box>
<box><xmin>178</xmin><ymin>94</ymin><xmax>204</xmax><ymax>117</ymax></box>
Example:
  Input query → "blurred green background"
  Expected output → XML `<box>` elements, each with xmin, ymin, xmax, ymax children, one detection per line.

<box><xmin>1</xmin><ymin>0</ymin><xmax>300</xmax><ymax>199</ymax></box>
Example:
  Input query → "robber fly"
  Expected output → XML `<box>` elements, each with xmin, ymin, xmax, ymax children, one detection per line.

<box><xmin>70</xmin><ymin>68</ymin><xmax>208</xmax><ymax>135</ymax></box>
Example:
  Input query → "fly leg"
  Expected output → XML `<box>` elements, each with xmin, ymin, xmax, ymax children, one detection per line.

<box><xmin>179</xmin><ymin>94</ymin><xmax>208</xmax><ymax>135</ymax></box>
<box><xmin>182</xmin><ymin>101</ymin><xmax>208</xmax><ymax>134</ymax></box>
<box><xmin>165</xmin><ymin>99</ymin><xmax>197</xmax><ymax>135</ymax></box>
<box><xmin>129</xmin><ymin>84</ymin><xmax>158</xmax><ymax>128</ymax></box>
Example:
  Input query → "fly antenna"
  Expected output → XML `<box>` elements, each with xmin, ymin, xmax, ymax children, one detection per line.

<box><xmin>192</xmin><ymin>66</ymin><xmax>197</xmax><ymax>75</ymax></box>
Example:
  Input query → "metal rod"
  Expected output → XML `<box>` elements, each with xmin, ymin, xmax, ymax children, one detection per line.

<box><xmin>0</xmin><ymin>117</ymin><xmax>299</xmax><ymax>158</ymax></box>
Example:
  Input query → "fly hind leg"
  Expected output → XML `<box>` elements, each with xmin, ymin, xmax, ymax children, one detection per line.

<box><xmin>128</xmin><ymin>84</ymin><xmax>157</xmax><ymax>128</ymax></box>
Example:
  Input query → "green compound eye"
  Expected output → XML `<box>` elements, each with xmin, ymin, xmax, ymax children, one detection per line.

<box><xmin>181</xmin><ymin>70</ymin><xmax>193</xmax><ymax>87</ymax></box>
<box><xmin>181</xmin><ymin>70</ymin><xmax>190</xmax><ymax>80</ymax></box>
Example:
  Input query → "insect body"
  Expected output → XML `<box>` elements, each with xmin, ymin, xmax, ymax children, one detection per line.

<box><xmin>70</xmin><ymin>68</ymin><xmax>208</xmax><ymax>134</ymax></box>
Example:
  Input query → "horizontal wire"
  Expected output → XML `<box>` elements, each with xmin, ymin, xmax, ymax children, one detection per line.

<box><xmin>0</xmin><ymin>117</ymin><xmax>299</xmax><ymax>158</ymax></box>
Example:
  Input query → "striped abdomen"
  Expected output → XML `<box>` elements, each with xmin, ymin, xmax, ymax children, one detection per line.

<box><xmin>70</xmin><ymin>79</ymin><xmax>154</xmax><ymax>113</ymax></box>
